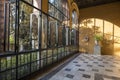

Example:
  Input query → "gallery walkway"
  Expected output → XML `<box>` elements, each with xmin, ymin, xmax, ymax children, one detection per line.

<box><xmin>37</xmin><ymin>54</ymin><xmax>120</xmax><ymax>80</ymax></box>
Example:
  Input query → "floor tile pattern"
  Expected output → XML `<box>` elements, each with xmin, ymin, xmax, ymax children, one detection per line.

<box><xmin>40</xmin><ymin>54</ymin><xmax>120</xmax><ymax>80</ymax></box>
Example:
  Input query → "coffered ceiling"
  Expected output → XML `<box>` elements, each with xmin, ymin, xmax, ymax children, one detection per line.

<box><xmin>73</xmin><ymin>0</ymin><xmax>120</xmax><ymax>9</ymax></box>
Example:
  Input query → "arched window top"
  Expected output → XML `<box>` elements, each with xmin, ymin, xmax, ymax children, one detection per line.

<box><xmin>80</xmin><ymin>18</ymin><xmax>120</xmax><ymax>42</ymax></box>
<box><xmin>72</xmin><ymin>10</ymin><xmax>78</xmax><ymax>29</ymax></box>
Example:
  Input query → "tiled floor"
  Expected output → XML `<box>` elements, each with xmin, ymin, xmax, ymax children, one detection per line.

<box><xmin>40</xmin><ymin>54</ymin><xmax>120</xmax><ymax>80</ymax></box>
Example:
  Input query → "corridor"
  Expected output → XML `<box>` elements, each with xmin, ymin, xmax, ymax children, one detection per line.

<box><xmin>40</xmin><ymin>54</ymin><xmax>120</xmax><ymax>80</ymax></box>
<box><xmin>0</xmin><ymin>0</ymin><xmax>120</xmax><ymax>80</ymax></box>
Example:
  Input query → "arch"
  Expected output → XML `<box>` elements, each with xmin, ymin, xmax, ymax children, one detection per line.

<box><xmin>80</xmin><ymin>18</ymin><xmax>120</xmax><ymax>56</ymax></box>
<box><xmin>79</xmin><ymin>2</ymin><xmax>120</xmax><ymax>27</ymax></box>
<box><xmin>80</xmin><ymin>17</ymin><xmax>120</xmax><ymax>27</ymax></box>
<box><xmin>70</xmin><ymin>2</ymin><xmax>79</xmax><ymax>28</ymax></box>
<box><xmin>72</xmin><ymin>10</ymin><xmax>78</xmax><ymax>29</ymax></box>
<box><xmin>71</xmin><ymin>3</ymin><xmax>79</xmax><ymax>18</ymax></box>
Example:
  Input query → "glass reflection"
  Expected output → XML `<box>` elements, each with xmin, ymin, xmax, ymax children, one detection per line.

<box><xmin>49</xmin><ymin>17</ymin><xmax>57</xmax><ymax>47</ymax></box>
<box><xmin>49</xmin><ymin>0</ymin><xmax>54</xmax><ymax>4</ymax></box>
<box><xmin>41</xmin><ymin>14</ymin><xmax>47</xmax><ymax>49</ymax></box>
<box><xmin>72</xmin><ymin>10</ymin><xmax>78</xmax><ymax>29</ymax></box>
<box><xmin>24</xmin><ymin>0</ymin><xmax>41</xmax><ymax>9</ymax></box>
<box><xmin>9</xmin><ymin>3</ymin><xmax>16</xmax><ymax>51</ymax></box>
<box><xmin>19</xmin><ymin>1</ymin><xmax>40</xmax><ymax>51</ymax></box>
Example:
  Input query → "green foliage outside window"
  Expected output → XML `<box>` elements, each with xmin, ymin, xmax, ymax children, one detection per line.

<box><xmin>94</xmin><ymin>34</ymin><xmax>103</xmax><ymax>41</ymax></box>
<box><xmin>10</xmin><ymin>35</ymin><xmax>14</xmax><ymax>44</ymax></box>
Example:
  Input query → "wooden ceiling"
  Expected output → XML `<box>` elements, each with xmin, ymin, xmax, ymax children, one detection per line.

<box><xmin>73</xmin><ymin>0</ymin><xmax>120</xmax><ymax>9</ymax></box>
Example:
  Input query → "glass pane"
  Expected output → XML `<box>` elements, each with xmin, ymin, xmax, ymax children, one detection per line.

<box><xmin>7</xmin><ymin>57</ymin><xmax>11</xmax><ymax>69</ymax></box>
<box><xmin>31</xmin><ymin>62</ymin><xmax>38</xmax><ymax>72</ymax></box>
<box><xmin>58</xmin><ymin>48</ymin><xmax>61</xmax><ymax>54</ymax></box>
<box><xmin>23</xmin><ymin>0</ymin><xmax>41</xmax><ymax>9</ymax></box>
<box><xmin>49</xmin><ymin>0</ymin><xmax>54</xmax><ymax>4</ymax></box>
<box><xmin>49</xmin><ymin>0</ymin><xmax>70</xmax><ymax>22</ymax></box>
<box><xmin>30</xmin><ymin>13</ymin><xmax>39</xmax><ymax>49</ymax></box>
<box><xmin>18</xmin><ymin>55</ymin><xmax>21</xmax><ymax>66</ymax></box>
<box><xmin>18</xmin><ymin>65</ymin><xmax>30</xmax><ymax>79</ymax></box>
<box><xmin>49</xmin><ymin>17</ymin><xmax>57</xmax><ymax>47</ymax></box>
<box><xmin>24</xmin><ymin>0</ymin><xmax>33</xmax><ymax>4</ymax></box>
<box><xmin>66</xmin><ymin>28</ymin><xmax>69</xmax><ymax>45</ymax></box>
<box><xmin>114</xmin><ymin>25</ymin><xmax>120</xmax><ymax>37</ymax></box>
<box><xmin>114</xmin><ymin>42</ymin><xmax>120</xmax><ymax>56</ymax></box>
<box><xmin>62</xmin><ymin>0</ymin><xmax>68</xmax><ymax>16</ymax></box>
<box><xmin>41</xmin><ymin>14</ymin><xmax>47</xmax><ymax>49</ymax></box>
<box><xmin>19</xmin><ymin>1</ymin><xmax>40</xmax><ymax>51</ymax></box>
<box><xmin>33</xmin><ymin>0</ymin><xmax>41</xmax><ymax>9</ymax></box>
<box><xmin>48</xmin><ymin>21</ymin><xmax>51</xmax><ymax>48</ymax></box>
<box><xmin>53</xmin><ymin>48</ymin><xmax>57</xmax><ymax>56</ymax></box>
<box><xmin>24</xmin><ymin>54</ymin><xmax>28</xmax><ymax>64</ymax></box>
<box><xmin>41</xmin><ymin>59</ymin><xmax>46</xmax><ymax>67</ymax></box>
<box><xmin>54</xmin><ymin>8</ymin><xmax>58</xmax><ymax>19</ymax></box>
<box><xmin>20</xmin><ymin>54</ymin><xmax>25</xmax><ymax>65</ymax></box>
<box><xmin>54</xmin><ymin>0</ymin><xmax>59</xmax><ymax>8</ymax></box>
<box><xmin>47</xmin><ymin>49</ymin><xmax>52</xmax><ymax>57</ymax></box>
<box><xmin>62</xmin><ymin>27</ymin><xmax>66</xmax><ymax>46</ymax></box>
<box><xmin>68</xmin><ymin>28</ymin><xmax>71</xmax><ymax>45</ymax></box>
<box><xmin>41</xmin><ymin>50</ymin><xmax>47</xmax><ymax>59</ymax></box>
<box><xmin>104</xmin><ymin>21</ymin><xmax>113</xmax><ymax>35</ymax></box>
<box><xmin>104</xmin><ymin>21</ymin><xmax>113</xmax><ymax>41</ymax></box>
<box><xmin>86</xmin><ymin>18</ymin><xmax>94</xmax><ymax>28</ymax></box>
<box><xmin>56</xmin><ymin>22</ymin><xmax>59</xmax><ymax>46</ymax></box>
<box><xmin>58</xmin><ymin>11</ymin><xmax>62</xmax><ymax>21</ymax></box>
<box><xmin>49</xmin><ymin>4</ymin><xmax>54</xmax><ymax>17</ymax></box>
<box><xmin>62</xmin><ymin>17</ymin><xmax>67</xmax><ymax>26</ymax></box>
<box><xmin>114</xmin><ymin>37</ymin><xmax>120</xmax><ymax>43</ymax></box>
<box><xmin>9</xmin><ymin>3</ymin><xmax>16</xmax><ymax>51</ymax></box>
<box><xmin>58</xmin><ymin>24</ymin><xmax>63</xmax><ymax>46</ymax></box>
<box><xmin>95</xmin><ymin>19</ymin><xmax>103</xmax><ymax>33</ymax></box>
<box><xmin>1</xmin><ymin>58</ymin><xmax>6</xmax><ymax>71</ymax></box>
<box><xmin>71</xmin><ymin>29</ymin><xmax>76</xmax><ymax>45</ymax></box>
<box><xmin>12</xmin><ymin>56</ymin><xmax>16</xmax><ymax>68</ymax></box>
<box><xmin>53</xmin><ymin>55</ymin><xmax>57</xmax><ymax>62</ymax></box>
<box><xmin>6</xmin><ymin>70</ymin><xmax>12</xmax><ymax>80</ymax></box>
<box><xmin>47</xmin><ymin>57</ymin><xmax>52</xmax><ymax>64</ymax></box>
<box><xmin>11</xmin><ymin>69</ymin><xmax>16</xmax><ymax>79</ymax></box>
<box><xmin>72</xmin><ymin>11</ymin><xmax>78</xmax><ymax>29</ymax></box>
<box><xmin>31</xmin><ymin>52</ymin><xmax>39</xmax><ymax>61</ymax></box>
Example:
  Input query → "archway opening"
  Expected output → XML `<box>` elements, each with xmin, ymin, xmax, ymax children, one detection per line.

<box><xmin>79</xmin><ymin>18</ymin><xmax>120</xmax><ymax>56</ymax></box>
